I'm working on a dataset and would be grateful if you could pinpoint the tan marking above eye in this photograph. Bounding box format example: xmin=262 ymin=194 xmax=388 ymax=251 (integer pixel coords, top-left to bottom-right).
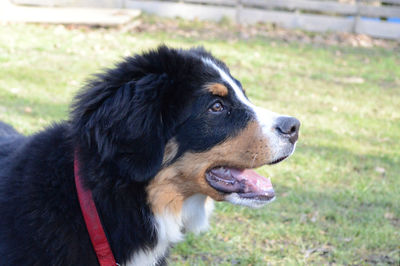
xmin=205 ymin=83 xmax=228 ymax=97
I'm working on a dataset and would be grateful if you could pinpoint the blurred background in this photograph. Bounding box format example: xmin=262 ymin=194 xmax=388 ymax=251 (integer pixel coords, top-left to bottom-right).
xmin=0 ymin=0 xmax=399 ymax=264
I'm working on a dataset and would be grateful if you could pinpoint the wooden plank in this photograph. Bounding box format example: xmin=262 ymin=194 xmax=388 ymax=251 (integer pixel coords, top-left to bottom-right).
xmin=243 ymin=0 xmax=400 ymax=18
xmin=144 ymin=0 xmax=400 ymax=18
xmin=384 ymin=0 xmax=400 ymax=4
xmin=183 ymin=0 xmax=237 ymax=6
xmin=242 ymin=0 xmax=358 ymax=15
xmin=366 ymin=0 xmax=400 ymax=5
xmin=359 ymin=4 xmax=400 ymax=18
xmin=126 ymin=0 xmax=400 ymax=39
xmin=10 ymin=0 xmax=71 ymax=6
xmin=125 ymin=0 xmax=236 ymax=21
xmin=356 ymin=19 xmax=400 ymax=39
xmin=0 ymin=5 xmax=140 ymax=25
xmin=11 ymin=0 xmax=126 ymax=8
xmin=240 ymin=8 xmax=355 ymax=32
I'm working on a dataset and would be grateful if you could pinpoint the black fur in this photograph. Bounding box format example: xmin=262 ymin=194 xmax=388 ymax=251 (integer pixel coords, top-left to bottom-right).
xmin=0 ymin=46 xmax=252 ymax=265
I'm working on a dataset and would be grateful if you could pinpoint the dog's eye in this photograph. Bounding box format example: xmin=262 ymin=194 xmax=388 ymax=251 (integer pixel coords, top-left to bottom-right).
xmin=209 ymin=101 xmax=224 ymax=113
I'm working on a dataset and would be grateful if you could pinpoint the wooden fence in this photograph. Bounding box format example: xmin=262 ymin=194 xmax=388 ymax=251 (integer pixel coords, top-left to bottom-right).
xmin=125 ymin=0 xmax=400 ymax=39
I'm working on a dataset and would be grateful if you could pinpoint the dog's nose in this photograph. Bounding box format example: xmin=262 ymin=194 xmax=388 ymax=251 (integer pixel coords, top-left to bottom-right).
xmin=275 ymin=116 xmax=300 ymax=144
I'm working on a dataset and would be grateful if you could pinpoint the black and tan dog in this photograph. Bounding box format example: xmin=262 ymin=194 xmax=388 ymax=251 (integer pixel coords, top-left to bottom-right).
xmin=0 ymin=46 xmax=300 ymax=265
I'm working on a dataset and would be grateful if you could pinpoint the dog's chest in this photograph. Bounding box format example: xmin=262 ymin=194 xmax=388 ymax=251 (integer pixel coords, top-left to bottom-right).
xmin=125 ymin=194 xmax=214 ymax=266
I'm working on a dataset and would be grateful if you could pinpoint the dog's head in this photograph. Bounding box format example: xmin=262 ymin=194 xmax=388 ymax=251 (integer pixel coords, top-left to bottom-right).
xmin=71 ymin=46 xmax=299 ymax=209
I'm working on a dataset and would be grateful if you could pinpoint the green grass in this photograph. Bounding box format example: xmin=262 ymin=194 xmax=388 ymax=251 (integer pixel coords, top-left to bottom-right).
xmin=1 ymin=19 xmax=399 ymax=265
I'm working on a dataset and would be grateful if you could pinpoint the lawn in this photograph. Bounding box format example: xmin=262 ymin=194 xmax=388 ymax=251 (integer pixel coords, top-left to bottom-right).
xmin=0 ymin=18 xmax=399 ymax=265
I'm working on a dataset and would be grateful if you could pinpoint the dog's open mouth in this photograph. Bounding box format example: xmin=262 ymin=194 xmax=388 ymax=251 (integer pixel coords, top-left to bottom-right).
xmin=205 ymin=167 xmax=275 ymax=202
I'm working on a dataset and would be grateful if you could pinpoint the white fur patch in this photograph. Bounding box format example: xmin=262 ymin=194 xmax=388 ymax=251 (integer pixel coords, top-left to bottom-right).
xmin=125 ymin=194 xmax=214 ymax=266
xmin=182 ymin=194 xmax=214 ymax=234
xmin=202 ymin=57 xmax=294 ymax=161
xmin=202 ymin=58 xmax=277 ymax=129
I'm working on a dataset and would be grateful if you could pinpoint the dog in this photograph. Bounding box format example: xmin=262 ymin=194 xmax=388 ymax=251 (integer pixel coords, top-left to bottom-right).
xmin=0 ymin=46 xmax=300 ymax=265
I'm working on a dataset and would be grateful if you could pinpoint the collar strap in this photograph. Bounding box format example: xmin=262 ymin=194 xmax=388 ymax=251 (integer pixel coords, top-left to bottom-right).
xmin=74 ymin=151 xmax=118 ymax=266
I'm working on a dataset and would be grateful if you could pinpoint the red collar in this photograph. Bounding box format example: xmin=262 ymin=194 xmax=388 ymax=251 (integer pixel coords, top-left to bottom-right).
xmin=74 ymin=151 xmax=118 ymax=266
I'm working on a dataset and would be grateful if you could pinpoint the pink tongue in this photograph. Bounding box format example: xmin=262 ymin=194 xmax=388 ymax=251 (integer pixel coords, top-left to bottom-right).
xmin=230 ymin=168 xmax=273 ymax=193
xmin=206 ymin=167 xmax=274 ymax=196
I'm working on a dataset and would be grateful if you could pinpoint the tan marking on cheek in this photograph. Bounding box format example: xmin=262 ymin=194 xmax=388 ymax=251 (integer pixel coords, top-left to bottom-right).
xmin=205 ymin=83 xmax=228 ymax=97
xmin=147 ymin=168 xmax=184 ymax=215
xmin=147 ymin=121 xmax=271 ymax=213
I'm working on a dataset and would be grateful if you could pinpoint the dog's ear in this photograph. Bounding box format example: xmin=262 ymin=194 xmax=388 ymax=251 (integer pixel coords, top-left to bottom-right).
xmin=71 ymin=72 xmax=173 ymax=183
xmin=116 ymin=73 xmax=172 ymax=182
